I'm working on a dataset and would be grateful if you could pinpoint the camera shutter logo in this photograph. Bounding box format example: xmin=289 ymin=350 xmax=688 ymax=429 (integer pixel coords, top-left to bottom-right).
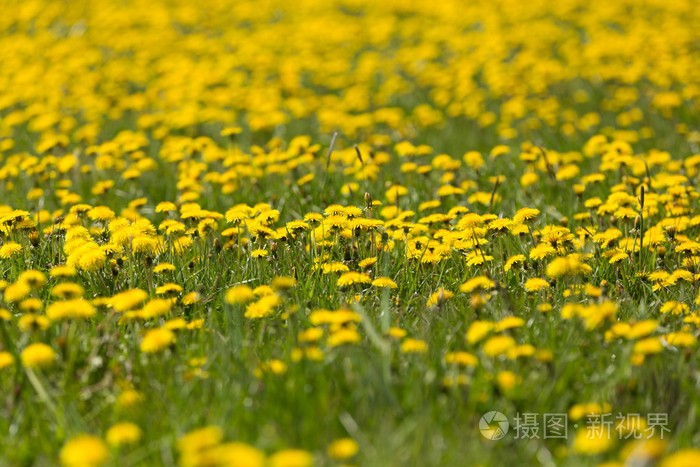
xmin=480 ymin=411 xmax=509 ymax=440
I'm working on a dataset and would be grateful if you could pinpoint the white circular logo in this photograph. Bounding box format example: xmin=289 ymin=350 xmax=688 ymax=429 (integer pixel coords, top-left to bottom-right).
xmin=479 ymin=411 xmax=509 ymax=440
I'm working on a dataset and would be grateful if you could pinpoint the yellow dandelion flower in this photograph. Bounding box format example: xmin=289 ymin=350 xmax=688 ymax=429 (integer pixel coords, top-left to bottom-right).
xmin=141 ymin=298 xmax=173 ymax=319
xmin=297 ymin=173 xmax=314 ymax=186
xmin=116 ymin=389 xmax=143 ymax=408
xmin=155 ymin=283 xmax=183 ymax=295
xmin=0 ymin=351 xmax=14 ymax=370
xmin=89 ymin=206 xmax=115 ymax=222
xmin=328 ymin=328 xmax=361 ymax=346
xmin=546 ymin=254 xmax=592 ymax=277
xmin=163 ymin=318 xmax=186 ymax=330
xmin=387 ymin=327 xmax=407 ymax=339
xmin=181 ymin=291 xmax=201 ymax=305
xmin=46 ymin=299 xmax=96 ymax=321
xmin=466 ymin=321 xmax=494 ymax=344
xmin=140 ymin=328 xmax=176 ymax=353
xmin=60 ymin=435 xmax=109 ymax=467
xmin=322 ymin=262 xmax=350 ymax=274
xmin=50 ymin=265 xmax=77 ymax=278
xmin=0 ymin=241 xmax=22 ymax=259
xmin=268 ymin=449 xmax=313 ymax=467
xmin=608 ymin=251 xmax=628 ymax=264
xmin=504 ymin=254 xmax=526 ymax=271
xmin=244 ymin=294 xmax=280 ymax=319
xmin=633 ymin=337 xmax=663 ymax=355
xmin=251 ymin=249 xmax=269 ymax=258
xmin=494 ymin=316 xmax=525 ymax=332
xmin=444 ymin=351 xmax=478 ymax=366
xmin=271 ymin=276 xmax=297 ymax=290
xmin=529 ymin=243 xmax=556 ymax=260
xmin=358 ymin=257 xmax=378 ymax=268
xmin=507 ymin=345 xmax=536 ymax=359
xmin=18 ymin=314 xmax=50 ymax=332
xmin=660 ymin=449 xmax=700 ymax=467
xmin=19 ymin=298 xmax=42 ymax=312
xmin=51 ymin=283 xmax=85 ymax=299
xmin=155 ymin=201 xmax=178 ymax=213
xmin=154 ymin=263 xmax=176 ymax=273
xmin=20 ymin=343 xmax=56 ymax=368
xmin=337 ymin=272 xmax=371 ymax=287
xmin=496 ymin=370 xmax=520 ymax=392
xmin=78 ymin=248 xmax=107 ymax=272
xmin=111 ymin=289 xmax=148 ymax=312
xmin=524 ymin=278 xmax=550 ymax=292
xmin=298 ymin=328 xmax=324 ymax=342
xmin=400 ymin=338 xmax=427 ymax=353
xmin=131 ymin=235 xmax=158 ymax=254
xmin=172 ymin=236 xmax=193 ymax=254
xmin=18 ymin=270 xmax=47 ymax=288
xmin=482 ymin=335 xmax=516 ymax=357
xmin=4 ymin=281 xmax=31 ymax=303
xmin=513 ymin=208 xmax=540 ymax=224
xmin=177 ymin=426 xmax=224 ymax=455
xmin=625 ymin=320 xmax=658 ymax=339
xmin=255 ymin=359 xmax=287 ymax=377
xmin=106 ymin=422 xmax=142 ymax=447
xmin=226 ymin=285 xmax=255 ymax=304
xmin=572 ymin=427 xmax=614 ymax=455
xmin=660 ymin=301 xmax=688 ymax=315
xmin=327 ymin=438 xmax=359 ymax=460
xmin=665 ymin=332 xmax=696 ymax=347
xmin=427 ymin=288 xmax=453 ymax=306
xmin=209 ymin=443 xmax=266 ymax=467
xmin=371 ymin=277 xmax=397 ymax=288
xmin=459 ymin=276 xmax=494 ymax=293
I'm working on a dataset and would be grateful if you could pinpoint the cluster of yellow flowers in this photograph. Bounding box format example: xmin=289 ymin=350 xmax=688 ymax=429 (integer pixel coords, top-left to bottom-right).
xmin=2 ymin=131 xmax=698 ymax=463
xmin=1 ymin=0 xmax=699 ymax=150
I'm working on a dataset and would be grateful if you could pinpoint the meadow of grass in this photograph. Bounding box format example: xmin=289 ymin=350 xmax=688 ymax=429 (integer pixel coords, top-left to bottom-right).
xmin=0 ymin=0 xmax=700 ymax=466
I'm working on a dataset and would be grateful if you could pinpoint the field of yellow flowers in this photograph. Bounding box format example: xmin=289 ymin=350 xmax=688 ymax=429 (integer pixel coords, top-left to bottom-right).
xmin=1 ymin=0 xmax=700 ymax=465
